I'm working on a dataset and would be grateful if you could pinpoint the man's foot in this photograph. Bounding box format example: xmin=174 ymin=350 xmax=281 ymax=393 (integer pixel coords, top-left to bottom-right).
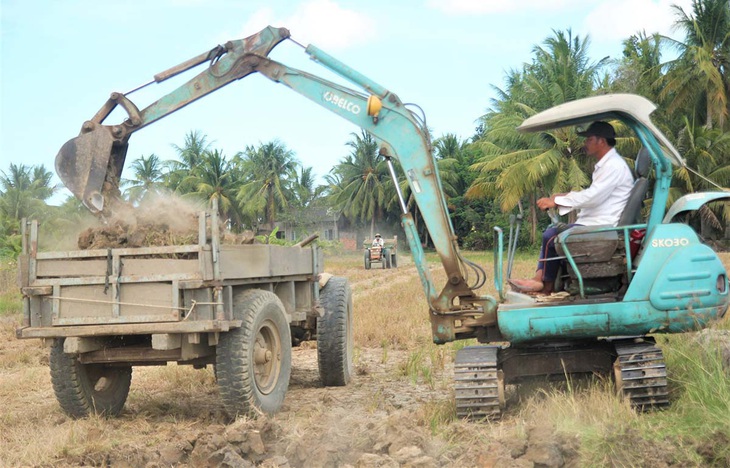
xmin=507 ymin=278 xmax=544 ymax=292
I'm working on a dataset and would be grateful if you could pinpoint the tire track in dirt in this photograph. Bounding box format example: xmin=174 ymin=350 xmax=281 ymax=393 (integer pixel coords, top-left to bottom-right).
xmin=348 ymin=263 xmax=439 ymax=298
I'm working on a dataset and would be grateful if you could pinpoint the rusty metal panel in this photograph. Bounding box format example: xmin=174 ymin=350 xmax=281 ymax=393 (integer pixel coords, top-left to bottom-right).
xmin=36 ymin=259 xmax=107 ymax=277
xmin=119 ymin=283 xmax=176 ymax=318
xmin=122 ymin=258 xmax=201 ymax=277
xmin=274 ymin=281 xmax=295 ymax=315
xmin=53 ymin=283 xmax=178 ymax=325
xmin=218 ymin=245 xmax=317 ymax=279
xmin=36 ymin=244 xmax=200 ymax=259
xmin=56 ymin=285 xmax=113 ymax=322
xmin=17 ymin=319 xmax=240 ymax=339
xmin=31 ymin=271 xmax=203 ymax=287
xmin=18 ymin=255 xmax=29 ymax=288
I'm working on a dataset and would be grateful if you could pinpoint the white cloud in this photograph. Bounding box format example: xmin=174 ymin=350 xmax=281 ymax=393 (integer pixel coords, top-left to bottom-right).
xmin=240 ymin=0 xmax=377 ymax=50
xmin=584 ymin=0 xmax=694 ymax=43
xmin=426 ymin=0 xmax=582 ymax=15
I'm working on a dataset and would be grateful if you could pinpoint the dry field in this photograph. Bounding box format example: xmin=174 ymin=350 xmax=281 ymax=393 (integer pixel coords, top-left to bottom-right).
xmin=1 ymin=251 xmax=729 ymax=467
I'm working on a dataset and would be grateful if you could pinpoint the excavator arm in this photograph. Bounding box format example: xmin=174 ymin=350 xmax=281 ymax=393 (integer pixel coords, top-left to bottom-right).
xmin=55 ymin=26 xmax=498 ymax=342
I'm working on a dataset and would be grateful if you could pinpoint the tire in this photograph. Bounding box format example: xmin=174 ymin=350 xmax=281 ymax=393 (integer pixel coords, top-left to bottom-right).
xmin=317 ymin=276 xmax=354 ymax=386
xmin=383 ymin=249 xmax=391 ymax=269
xmin=391 ymin=252 xmax=398 ymax=268
xmin=49 ymin=338 xmax=132 ymax=418
xmin=216 ymin=289 xmax=292 ymax=417
xmin=364 ymin=249 xmax=371 ymax=269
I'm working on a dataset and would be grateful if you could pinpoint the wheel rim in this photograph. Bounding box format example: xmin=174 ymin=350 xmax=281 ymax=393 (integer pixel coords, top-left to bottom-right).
xmin=85 ymin=365 xmax=123 ymax=395
xmin=253 ymin=319 xmax=282 ymax=394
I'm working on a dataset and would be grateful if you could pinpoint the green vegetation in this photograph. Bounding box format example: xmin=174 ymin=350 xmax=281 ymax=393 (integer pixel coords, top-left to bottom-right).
xmin=1 ymin=0 xmax=729 ymax=254
xmin=0 ymin=260 xmax=20 ymax=317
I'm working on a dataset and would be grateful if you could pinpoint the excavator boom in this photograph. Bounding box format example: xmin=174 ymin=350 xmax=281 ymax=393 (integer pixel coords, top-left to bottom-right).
xmin=54 ymin=26 xmax=496 ymax=333
xmin=56 ymin=26 xmax=290 ymax=213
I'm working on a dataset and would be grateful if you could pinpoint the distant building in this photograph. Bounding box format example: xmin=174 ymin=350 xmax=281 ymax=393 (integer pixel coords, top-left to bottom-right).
xmin=274 ymin=207 xmax=358 ymax=250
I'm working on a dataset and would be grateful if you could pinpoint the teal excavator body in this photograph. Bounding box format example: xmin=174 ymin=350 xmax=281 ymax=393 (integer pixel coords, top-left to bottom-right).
xmin=55 ymin=27 xmax=729 ymax=417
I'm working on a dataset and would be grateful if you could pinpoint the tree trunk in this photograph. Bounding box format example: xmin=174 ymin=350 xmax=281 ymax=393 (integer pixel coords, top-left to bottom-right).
xmin=530 ymin=193 xmax=537 ymax=244
xmin=370 ymin=217 xmax=375 ymax=239
xmin=266 ymin=188 xmax=276 ymax=232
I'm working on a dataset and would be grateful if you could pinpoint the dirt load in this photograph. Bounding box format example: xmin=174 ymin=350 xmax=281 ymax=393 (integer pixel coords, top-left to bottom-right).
xmin=76 ymin=194 xmax=253 ymax=249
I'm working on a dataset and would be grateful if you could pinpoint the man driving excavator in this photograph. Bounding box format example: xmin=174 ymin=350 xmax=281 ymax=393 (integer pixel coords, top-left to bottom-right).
xmin=508 ymin=121 xmax=634 ymax=295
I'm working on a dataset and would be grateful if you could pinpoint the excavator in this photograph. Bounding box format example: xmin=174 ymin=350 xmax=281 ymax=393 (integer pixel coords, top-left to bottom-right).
xmin=56 ymin=26 xmax=730 ymax=418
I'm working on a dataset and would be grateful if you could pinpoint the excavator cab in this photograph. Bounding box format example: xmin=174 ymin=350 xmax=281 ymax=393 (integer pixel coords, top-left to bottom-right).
xmin=497 ymin=95 xmax=730 ymax=302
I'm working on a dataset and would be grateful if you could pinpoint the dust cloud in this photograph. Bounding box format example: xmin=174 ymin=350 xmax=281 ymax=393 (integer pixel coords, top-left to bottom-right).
xmin=77 ymin=193 xmax=204 ymax=250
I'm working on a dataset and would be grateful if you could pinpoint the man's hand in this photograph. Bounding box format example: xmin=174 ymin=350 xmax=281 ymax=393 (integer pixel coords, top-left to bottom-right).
xmin=537 ymin=196 xmax=556 ymax=211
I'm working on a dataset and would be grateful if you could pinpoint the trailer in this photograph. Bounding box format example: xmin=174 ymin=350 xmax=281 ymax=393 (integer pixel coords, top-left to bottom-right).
xmin=16 ymin=208 xmax=353 ymax=418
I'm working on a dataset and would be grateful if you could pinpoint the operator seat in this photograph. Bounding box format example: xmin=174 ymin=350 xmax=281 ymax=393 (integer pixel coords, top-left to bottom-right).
xmin=554 ymin=147 xmax=652 ymax=292
xmin=617 ymin=147 xmax=651 ymax=226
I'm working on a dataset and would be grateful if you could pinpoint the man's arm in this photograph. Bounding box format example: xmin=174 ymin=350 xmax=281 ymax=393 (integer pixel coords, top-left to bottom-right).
xmin=553 ymin=160 xmax=629 ymax=211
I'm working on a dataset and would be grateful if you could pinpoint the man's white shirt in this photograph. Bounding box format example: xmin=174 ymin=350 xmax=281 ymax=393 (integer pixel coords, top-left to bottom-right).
xmin=553 ymin=148 xmax=634 ymax=226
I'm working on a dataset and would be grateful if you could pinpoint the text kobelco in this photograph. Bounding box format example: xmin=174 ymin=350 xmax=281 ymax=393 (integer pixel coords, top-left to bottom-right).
xmin=651 ymin=238 xmax=690 ymax=247
xmin=323 ymin=92 xmax=361 ymax=114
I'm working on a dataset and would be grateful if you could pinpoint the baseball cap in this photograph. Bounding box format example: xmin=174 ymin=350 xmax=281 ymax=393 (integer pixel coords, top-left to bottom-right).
xmin=577 ymin=121 xmax=616 ymax=140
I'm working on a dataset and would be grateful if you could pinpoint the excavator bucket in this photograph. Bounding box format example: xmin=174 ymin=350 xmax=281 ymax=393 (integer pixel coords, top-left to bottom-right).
xmin=55 ymin=125 xmax=126 ymax=213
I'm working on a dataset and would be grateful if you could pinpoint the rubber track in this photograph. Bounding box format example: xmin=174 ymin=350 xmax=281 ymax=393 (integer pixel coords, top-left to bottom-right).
xmin=615 ymin=341 xmax=669 ymax=410
xmin=454 ymin=346 xmax=502 ymax=419
xmin=318 ymin=276 xmax=352 ymax=386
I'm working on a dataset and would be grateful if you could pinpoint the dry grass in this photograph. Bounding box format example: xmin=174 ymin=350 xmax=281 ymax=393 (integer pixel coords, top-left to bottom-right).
xmin=1 ymin=248 xmax=729 ymax=466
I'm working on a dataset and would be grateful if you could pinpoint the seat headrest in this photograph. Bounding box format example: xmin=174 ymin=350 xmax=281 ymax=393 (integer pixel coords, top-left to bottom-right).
xmin=635 ymin=147 xmax=651 ymax=178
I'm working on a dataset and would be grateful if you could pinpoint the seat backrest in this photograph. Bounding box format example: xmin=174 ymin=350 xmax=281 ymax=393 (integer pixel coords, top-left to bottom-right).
xmin=617 ymin=147 xmax=651 ymax=226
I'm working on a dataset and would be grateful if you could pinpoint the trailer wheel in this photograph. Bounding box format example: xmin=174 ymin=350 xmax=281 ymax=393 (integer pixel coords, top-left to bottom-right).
xmin=364 ymin=250 xmax=371 ymax=269
xmin=216 ymin=289 xmax=291 ymax=417
xmin=49 ymin=338 xmax=132 ymax=418
xmin=317 ymin=276 xmax=353 ymax=386
xmin=383 ymin=249 xmax=391 ymax=268
xmin=391 ymin=252 xmax=397 ymax=268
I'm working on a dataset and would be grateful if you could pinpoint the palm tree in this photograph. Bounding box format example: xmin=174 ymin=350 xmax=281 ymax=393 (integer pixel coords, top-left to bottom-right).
xmin=669 ymin=116 xmax=730 ymax=235
xmin=166 ymin=130 xmax=213 ymax=192
xmin=661 ymin=0 xmax=730 ymax=129
xmin=469 ymin=30 xmax=607 ymax=242
xmin=291 ymin=166 xmax=324 ymax=210
xmin=0 ymin=163 xmax=57 ymax=223
xmin=182 ymin=149 xmax=243 ymax=228
xmin=122 ymin=154 xmax=165 ymax=204
xmin=328 ymin=131 xmax=388 ymax=238
xmin=522 ymin=29 xmax=609 ymax=109
xmin=0 ymin=163 xmax=57 ymax=256
xmin=236 ymin=140 xmax=298 ymax=232
xmin=612 ymin=31 xmax=664 ymax=101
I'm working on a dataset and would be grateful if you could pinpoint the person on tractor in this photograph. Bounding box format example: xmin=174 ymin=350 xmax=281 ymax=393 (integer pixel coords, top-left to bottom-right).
xmin=372 ymin=233 xmax=384 ymax=249
xmin=508 ymin=121 xmax=634 ymax=295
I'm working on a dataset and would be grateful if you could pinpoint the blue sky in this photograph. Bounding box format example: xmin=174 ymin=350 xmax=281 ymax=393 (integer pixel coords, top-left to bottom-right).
xmin=1 ymin=0 xmax=691 ymax=204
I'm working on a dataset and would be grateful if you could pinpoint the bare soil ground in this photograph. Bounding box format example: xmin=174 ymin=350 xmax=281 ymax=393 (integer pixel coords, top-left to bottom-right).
xmin=2 ymin=252 xmax=729 ymax=467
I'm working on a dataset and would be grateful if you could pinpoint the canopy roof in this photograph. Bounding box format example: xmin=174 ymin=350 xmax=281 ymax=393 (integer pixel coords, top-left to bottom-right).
xmin=517 ymin=94 xmax=685 ymax=166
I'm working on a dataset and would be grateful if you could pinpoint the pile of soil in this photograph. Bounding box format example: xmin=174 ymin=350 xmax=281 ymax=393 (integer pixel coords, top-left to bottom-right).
xmin=77 ymin=197 xmax=201 ymax=249
xmin=76 ymin=194 xmax=254 ymax=250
